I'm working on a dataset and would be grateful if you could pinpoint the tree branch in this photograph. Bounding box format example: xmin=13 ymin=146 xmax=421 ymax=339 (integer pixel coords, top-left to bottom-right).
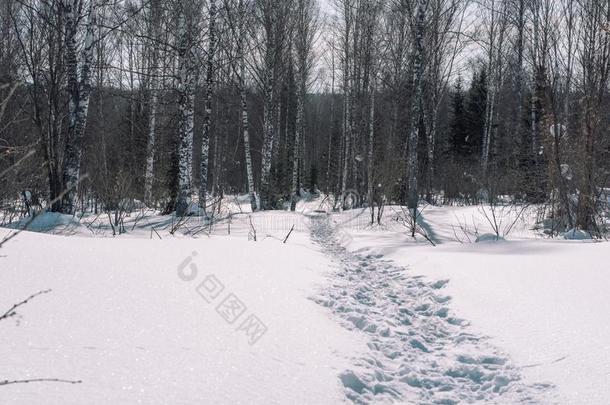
xmin=0 ymin=289 xmax=52 ymax=323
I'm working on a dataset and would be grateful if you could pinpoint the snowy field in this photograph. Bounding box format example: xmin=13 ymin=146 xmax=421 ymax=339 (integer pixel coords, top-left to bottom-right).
xmin=333 ymin=205 xmax=610 ymax=404
xmin=1 ymin=198 xmax=609 ymax=404
xmin=0 ymin=224 xmax=364 ymax=404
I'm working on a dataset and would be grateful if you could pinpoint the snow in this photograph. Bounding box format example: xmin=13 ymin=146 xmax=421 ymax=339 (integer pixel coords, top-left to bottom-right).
xmin=0 ymin=226 xmax=364 ymax=404
xmin=563 ymin=228 xmax=592 ymax=240
xmin=475 ymin=233 xmax=505 ymax=243
xmin=5 ymin=212 xmax=83 ymax=233
xmin=310 ymin=217 xmax=551 ymax=403
xmin=334 ymin=204 xmax=610 ymax=404
xmin=2 ymin=200 xmax=610 ymax=404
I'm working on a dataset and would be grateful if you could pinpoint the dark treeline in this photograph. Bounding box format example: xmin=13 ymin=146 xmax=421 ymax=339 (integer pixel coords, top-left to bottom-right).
xmin=0 ymin=0 xmax=609 ymax=236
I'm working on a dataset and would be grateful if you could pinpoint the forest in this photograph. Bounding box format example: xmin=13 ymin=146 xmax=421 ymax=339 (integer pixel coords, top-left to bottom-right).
xmin=0 ymin=0 xmax=609 ymax=235
xmin=3 ymin=1 xmax=610 ymax=403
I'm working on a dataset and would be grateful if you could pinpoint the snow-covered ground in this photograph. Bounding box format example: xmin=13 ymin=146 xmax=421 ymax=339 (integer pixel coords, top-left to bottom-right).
xmin=0 ymin=222 xmax=365 ymax=404
xmin=334 ymin=205 xmax=610 ymax=404
xmin=1 ymin=200 xmax=609 ymax=404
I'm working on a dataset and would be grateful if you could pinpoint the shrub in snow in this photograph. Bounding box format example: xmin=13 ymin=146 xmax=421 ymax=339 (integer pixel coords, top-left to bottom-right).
xmin=6 ymin=212 xmax=82 ymax=233
xmin=476 ymin=188 xmax=489 ymax=202
xmin=475 ymin=233 xmax=505 ymax=243
xmin=186 ymin=202 xmax=205 ymax=216
xmin=563 ymin=228 xmax=592 ymax=240
xmin=538 ymin=216 xmax=568 ymax=236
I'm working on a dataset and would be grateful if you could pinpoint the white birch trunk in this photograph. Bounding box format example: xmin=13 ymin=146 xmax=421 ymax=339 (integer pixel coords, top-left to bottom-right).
xmin=406 ymin=0 xmax=425 ymax=214
xmin=199 ymin=0 xmax=217 ymax=215
xmin=531 ymin=0 xmax=540 ymax=159
xmin=340 ymin=0 xmax=352 ymax=209
xmin=260 ymin=72 xmax=275 ymax=210
xmin=326 ymin=50 xmax=336 ymax=192
xmin=175 ymin=11 xmax=195 ymax=216
xmin=259 ymin=7 xmax=276 ymax=210
xmin=481 ymin=0 xmax=506 ymax=179
xmin=238 ymin=0 xmax=256 ymax=212
xmin=61 ymin=0 xmax=96 ymax=214
xmin=291 ymin=60 xmax=306 ymax=211
xmin=481 ymin=82 xmax=495 ymax=174
xmin=340 ymin=60 xmax=351 ymax=208
xmin=144 ymin=90 xmax=158 ymax=205
xmin=144 ymin=0 xmax=161 ymax=206
xmin=367 ymin=74 xmax=375 ymax=210
xmin=480 ymin=0 xmax=496 ymax=176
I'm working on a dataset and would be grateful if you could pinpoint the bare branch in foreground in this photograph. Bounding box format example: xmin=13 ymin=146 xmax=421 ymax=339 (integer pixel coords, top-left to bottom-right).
xmin=0 ymin=289 xmax=52 ymax=323
xmin=0 ymin=378 xmax=82 ymax=386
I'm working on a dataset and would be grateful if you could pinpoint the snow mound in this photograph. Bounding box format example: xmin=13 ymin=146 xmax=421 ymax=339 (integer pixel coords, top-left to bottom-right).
xmin=186 ymin=202 xmax=206 ymax=216
xmin=5 ymin=212 xmax=82 ymax=233
xmin=303 ymin=209 xmax=329 ymax=218
xmin=563 ymin=228 xmax=592 ymax=240
xmin=475 ymin=233 xmax=505 ymax=243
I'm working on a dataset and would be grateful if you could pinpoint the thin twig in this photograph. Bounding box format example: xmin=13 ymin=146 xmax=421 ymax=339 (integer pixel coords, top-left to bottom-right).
xmin=0 ymin=378 xmax=81 ymax=386
xmin=283 ymin=225 xmax=295 ymax=243
xmin=0 ymin=289 xmax=52 ymax=322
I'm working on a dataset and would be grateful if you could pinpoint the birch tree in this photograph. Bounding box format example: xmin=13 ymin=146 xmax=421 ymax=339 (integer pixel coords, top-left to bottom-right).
xmin=479 ymin=0 xmax=509 ymax=182
xmin=199 ymin=0 xmax=217 ymax=215
xmin=290 ymin=0 xmax=318 ymax=211
xmin=367 ymin=66 xmax=377 ymax=222
xmin=61 ymin=0 xmax=97 ymax=214
xmin=336 ymin=0 xmax=354 ymax=208
xmin=144 ymin=0 xmax=163 ymax=206
xmin=256 ymin=0 xmax=291 ymax=210
xmin=237 ymin=0 xmax=257 ymax=211
xmin=405 ymin=0 xmax=426 ymax=218
xmin=175 ymin=3 xmax=197 ymax=216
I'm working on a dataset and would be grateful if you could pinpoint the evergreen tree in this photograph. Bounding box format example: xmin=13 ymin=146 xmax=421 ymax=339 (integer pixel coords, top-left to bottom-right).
xmin=465 ymin=68 xmax=487 ymax=157
xmin=309 ymin=164 xmax=318 ymax=193
xmin=449 ymin=76 xmax=469 ymax=157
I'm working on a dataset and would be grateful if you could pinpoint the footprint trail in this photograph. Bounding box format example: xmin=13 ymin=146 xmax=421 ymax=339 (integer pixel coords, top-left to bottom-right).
xmin=309 ymin=215 xmax=553 ymax=404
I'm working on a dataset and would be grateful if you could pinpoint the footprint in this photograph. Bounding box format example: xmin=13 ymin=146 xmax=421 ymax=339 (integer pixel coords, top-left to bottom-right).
xmin=430 ymin=279 xmax=449 ymax=289
xmin=339 ymin=370 xmax=368 ymax=394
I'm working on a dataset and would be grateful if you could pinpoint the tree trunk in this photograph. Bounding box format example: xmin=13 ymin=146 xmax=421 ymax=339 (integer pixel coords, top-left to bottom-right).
xmin=259 ymin=63 xmax=275 ymax=210
xmin=144 ymin=89 xmax=158 ymax=205
xmin=199 ymin=0 xmax=217 ymax=215
xmin=60 ymin=0 xmax=96 ymax=214
xmin=239 ymin=0 xmax=256 ymax=212
xmin=291 ymin=55 xmax=306 ymax=211
xmin=406 ymin=0 xmax=425 ymax=218
xmin=367 ymin=74 xmax=375 ymax=222
xmin=259 ymin=4 xmax=277 ymax=211
xmin=144 ymin=0 xmax=161 ymax=206
xmin=175 ymin=11 xmax=195 ymax=216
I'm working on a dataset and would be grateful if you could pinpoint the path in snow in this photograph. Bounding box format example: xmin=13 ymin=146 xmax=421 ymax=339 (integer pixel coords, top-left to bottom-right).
xmin=308 ymin=215 xmax=552 ymax=404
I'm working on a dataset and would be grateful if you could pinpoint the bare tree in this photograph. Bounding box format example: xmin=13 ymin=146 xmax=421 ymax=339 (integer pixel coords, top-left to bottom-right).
xmin=290 ymin=0 xmax=318 ymax=210
xmin=405 ymin=0 xmax=426 ymax=225
xmin=175 ymin=1 xmax=198 ymax=216
xmin=199 ymin=0 xmax=218 ymax=215
xmin=479 ymin=0 xmax=509 ymax=182
xmin=144 ymin=0 xmax=163 ymax=206
xmin=61 ymin=0 xmax=98 ymax=214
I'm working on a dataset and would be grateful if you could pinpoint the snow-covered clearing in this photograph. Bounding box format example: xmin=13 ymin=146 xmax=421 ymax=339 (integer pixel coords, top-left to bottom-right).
xmin=1 ymin=200 xmax=609 ymax=404
xmin=334 ymin=205 xmax=610 ymax=404
xmin=0 ymin=220 xmax=364 ymax=404
xmin=310 ymin=215 xmax=551 ymax=404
